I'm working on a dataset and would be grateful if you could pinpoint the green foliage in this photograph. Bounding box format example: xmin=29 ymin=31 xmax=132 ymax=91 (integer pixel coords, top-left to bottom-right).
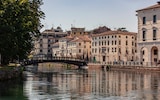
xmin=0 ymin=0 xmax=44 ymax=65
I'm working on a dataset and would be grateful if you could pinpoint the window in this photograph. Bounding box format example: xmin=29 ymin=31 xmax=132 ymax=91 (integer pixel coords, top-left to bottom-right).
xmin=95 ymin=48 xmax=97 ymax=53
xmin=79 ymin=43 xmax=81 ymax=46
xmin=154 ymin=49 xmax=158 ymax=55
xmin=119 ymin=41 xmax=121 ymax=45
xmin=102 ymin=47 xmax=106 ymax=53
xmin=108 ymin=41 xmax=109 ymax=45
xmin=40 ymin=39 xmax=42 ymax=42
xmin=153 ymin=29 xmax=157 ymax=40
xmin=115 ymin=41 xmax=117 ymax=45
xmin=126 ymin=49 xmax=128 ymax=54
xmin=153 ymin=15 xmax=157 ymax=23
xmin=119 ymin=48 xmax=121 ymax=54
xmin=99 ymin=41 xmax=101 ymax=46
xmin=92 ymin=49 xmax=94 ymax=53
xmin=142 ymin=50 xmax=145 ymax=55
xmin=132 ymin=49 xmax=134 ymax=54
xmin=143 ymin=30 xmax=146 ymax=41
xmin=103 ymin=56 xmax=106 ymax=62
xmin=112 ymin=41 xmax=113 ymax=45
xmin=119 ymin=56 xmax=121 ymax=61
xmin=95 ymin=42 xmax=97 ymax=46
xmin=40 ymin=49 xmax=43 ymax=52
xmin=48 ymin=39 xmax=50 ymax=42
xmin=99 ymin=48 xmax=101 ymax=53
xmin=143 ymin=17 xmax=146 ymax=25
xmin=79 ymin=49 xmax=81 ymax=53
xmin=126 ymin=41 xmax=128 ymax=45
xmin=132 ymin=41 xmax=134 ymax=46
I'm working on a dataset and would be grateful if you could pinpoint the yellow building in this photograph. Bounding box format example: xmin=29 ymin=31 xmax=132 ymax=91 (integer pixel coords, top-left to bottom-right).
xmin=68 ymin=35 xmax=91 ymax=60
xmin=70 ymin=27 xmax=90 ymax=37
xmin=91 ymin=31 xmax=137 ymax=64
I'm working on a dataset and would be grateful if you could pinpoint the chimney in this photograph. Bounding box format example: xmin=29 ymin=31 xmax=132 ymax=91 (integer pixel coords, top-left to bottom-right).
xmin=157 ymin=1 xmax=160 ymax=4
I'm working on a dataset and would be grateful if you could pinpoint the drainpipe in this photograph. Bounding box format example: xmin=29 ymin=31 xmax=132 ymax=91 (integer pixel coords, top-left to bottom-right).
xmin=0 ymin=54 xmax=1 ymax=65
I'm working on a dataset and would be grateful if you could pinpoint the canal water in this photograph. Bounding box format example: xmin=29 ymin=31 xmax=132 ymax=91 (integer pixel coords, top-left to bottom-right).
xmin=0 ymin=65 xmax=160 ymax=100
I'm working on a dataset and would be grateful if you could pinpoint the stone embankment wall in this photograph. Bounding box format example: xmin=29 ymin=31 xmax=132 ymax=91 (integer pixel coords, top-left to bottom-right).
xmin=0 ymin=67 xmax=23 ymax=81
xmin=88 ymin=63 xmax=160 ymax=72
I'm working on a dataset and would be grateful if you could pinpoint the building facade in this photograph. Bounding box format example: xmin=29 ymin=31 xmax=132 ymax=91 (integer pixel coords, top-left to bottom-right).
xmin=52 ymin=35 xmax=91 ymax=60
xmin=136 ymin=2 xmax=160 ymax=66
xmin=91 ymin=31 xmax=137 ymax=64
xmin=33 ymin=27 xmax=68 ymax=58
xmin=70 ymin=27 xmax=90 ymax=37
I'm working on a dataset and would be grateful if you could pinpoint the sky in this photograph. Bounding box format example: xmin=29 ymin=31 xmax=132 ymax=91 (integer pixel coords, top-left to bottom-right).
xmin=40 ymin=0 xmax=159 ymax=32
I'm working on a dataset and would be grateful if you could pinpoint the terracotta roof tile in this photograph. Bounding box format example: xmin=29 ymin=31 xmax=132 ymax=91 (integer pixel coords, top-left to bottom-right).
xmin=136 ymin=3 xmax=160 ymax=12
xmin=91 ymin=31 xmax=137 ymax=37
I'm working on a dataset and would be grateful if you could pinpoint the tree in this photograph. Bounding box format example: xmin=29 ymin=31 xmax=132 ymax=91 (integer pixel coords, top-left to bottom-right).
xmin=117 ymin=27 xmax=128 ymax=32
xmin=0 ymin=0 xmax=44 ymax=65
xmin=92 ymin=26 xmax=111 ymax=34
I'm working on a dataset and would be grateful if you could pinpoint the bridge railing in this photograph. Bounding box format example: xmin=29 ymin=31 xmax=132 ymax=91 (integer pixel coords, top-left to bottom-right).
xmin=32 ymin=56 xmax=87 ymax=62
xmin=23 ymin=56 xmax=88 ymax=66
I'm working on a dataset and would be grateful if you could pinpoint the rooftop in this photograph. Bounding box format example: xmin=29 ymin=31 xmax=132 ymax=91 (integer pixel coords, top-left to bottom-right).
xmin=136 ymin=2 xmax=160 ymax=12
xmin=91 ymin=31 xmax=137 ymax=37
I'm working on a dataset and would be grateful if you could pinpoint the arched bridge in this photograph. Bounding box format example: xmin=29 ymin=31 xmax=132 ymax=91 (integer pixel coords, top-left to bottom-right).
xmin=23 ymin=57 xmax=88 ymax=67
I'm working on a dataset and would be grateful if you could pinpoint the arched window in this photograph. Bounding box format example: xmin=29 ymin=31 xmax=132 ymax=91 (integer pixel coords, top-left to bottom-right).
xmin=153 ymin=27 xmax=157 ymax=40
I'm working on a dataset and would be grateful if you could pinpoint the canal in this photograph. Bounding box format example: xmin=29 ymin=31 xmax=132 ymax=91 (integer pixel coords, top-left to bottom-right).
xmin=0 ymin=64 xmax=160 ymax=100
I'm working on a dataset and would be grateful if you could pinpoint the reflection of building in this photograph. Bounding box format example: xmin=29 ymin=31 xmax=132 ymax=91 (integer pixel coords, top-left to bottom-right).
xmin=33 ymin=27 xmax=67 ymax=58
xmin=24 ymin=69 xmax=160 ymax=100
xmin=91 ymin=31 xmax=137 ymax=64
xmin=136 ymin=2 xmax=160 ymax=66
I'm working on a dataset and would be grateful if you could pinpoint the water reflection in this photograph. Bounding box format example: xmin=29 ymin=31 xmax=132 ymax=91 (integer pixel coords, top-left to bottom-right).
xmin=0 ymin=79 xmax=27 ymax=100
xmin=22 ymin=68 xmax=160 ymax=100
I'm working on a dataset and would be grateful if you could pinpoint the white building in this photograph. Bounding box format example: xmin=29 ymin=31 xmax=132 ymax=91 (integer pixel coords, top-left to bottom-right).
xmin=33 ymin=27 xmax=67 ymax=58
xmin=136 ymin=2 xmax=160 ymax=66
xmin=58 ymin=36 xmax=74 ymax=57
xmin=52 ymin=42 xmax=59 ymax=57
xmin=52 ymin=35 xmax=91 ymax=60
